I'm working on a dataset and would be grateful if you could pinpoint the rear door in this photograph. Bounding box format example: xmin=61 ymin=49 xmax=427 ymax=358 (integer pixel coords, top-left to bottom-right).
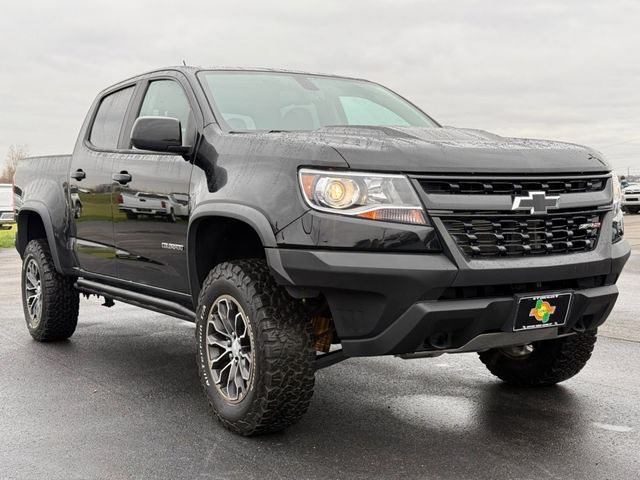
xmin=69 ymin=85 xmax=136 ymax=277
xmin=112 ymin=73 xmax=198 ymax=293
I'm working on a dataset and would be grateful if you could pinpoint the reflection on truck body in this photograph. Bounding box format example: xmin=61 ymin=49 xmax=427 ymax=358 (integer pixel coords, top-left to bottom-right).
xmin=117 ymin=191 xmax=175 ymax=221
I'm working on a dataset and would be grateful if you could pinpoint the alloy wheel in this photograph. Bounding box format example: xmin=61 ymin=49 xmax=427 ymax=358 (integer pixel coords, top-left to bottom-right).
xmin=205 ymin=295 xmax=254 ymax=403
xmin=24 ymin=258 xmax=43 ymax=328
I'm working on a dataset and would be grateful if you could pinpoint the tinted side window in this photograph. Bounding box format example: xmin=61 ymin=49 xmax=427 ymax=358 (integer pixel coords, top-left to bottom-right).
xmin=89 ymin=86 xmax=135 ymax=149
xmin=138 ymin=80 xmax=194 ymax=146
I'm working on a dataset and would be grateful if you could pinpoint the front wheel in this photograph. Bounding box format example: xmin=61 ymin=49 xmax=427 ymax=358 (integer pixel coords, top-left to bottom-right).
xmin=21 ymin=239 xmax=79 ymax=341
xmin=478 ymin=331 xmax=597 ymax=386
xmin=196 ymin=259 xmax=315 ymax=435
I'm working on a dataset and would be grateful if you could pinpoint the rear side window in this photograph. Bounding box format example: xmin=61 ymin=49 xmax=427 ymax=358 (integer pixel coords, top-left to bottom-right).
xmin=89 ymin=86 xmax=134 ymax=149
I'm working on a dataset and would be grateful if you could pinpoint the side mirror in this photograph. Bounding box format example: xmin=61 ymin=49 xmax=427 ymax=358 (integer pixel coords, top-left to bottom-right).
xmin=130 ymin=116 xmax=190 ymax=153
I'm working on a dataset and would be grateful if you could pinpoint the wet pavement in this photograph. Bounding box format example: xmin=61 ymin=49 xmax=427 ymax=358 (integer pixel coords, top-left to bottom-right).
xmin=0 ymin=217 xmax=639 ymax=479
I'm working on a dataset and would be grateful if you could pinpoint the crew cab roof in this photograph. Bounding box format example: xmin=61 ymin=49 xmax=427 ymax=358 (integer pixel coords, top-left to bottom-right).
xmin=98 ymin=66 xmax=367 ymax=95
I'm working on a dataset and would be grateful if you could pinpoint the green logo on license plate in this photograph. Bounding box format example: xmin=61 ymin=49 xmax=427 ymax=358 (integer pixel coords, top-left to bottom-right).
xmin=529 ymin=299 xmax=556 ymax=323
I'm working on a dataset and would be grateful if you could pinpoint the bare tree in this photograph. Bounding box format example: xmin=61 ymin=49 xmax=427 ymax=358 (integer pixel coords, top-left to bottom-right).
xmin=1 ymin=145 xmax=29 ymax=183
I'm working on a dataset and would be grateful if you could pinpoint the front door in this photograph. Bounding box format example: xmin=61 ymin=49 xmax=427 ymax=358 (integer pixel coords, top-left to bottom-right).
xmin=112 ymin=77 xmax=197 ymax=293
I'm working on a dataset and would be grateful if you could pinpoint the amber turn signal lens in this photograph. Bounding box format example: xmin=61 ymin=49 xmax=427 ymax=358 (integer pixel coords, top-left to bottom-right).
xmin=357 ymin=208 xmax=426 ymax=225
xmin=300 ymin=173 xmax=316 ymax=200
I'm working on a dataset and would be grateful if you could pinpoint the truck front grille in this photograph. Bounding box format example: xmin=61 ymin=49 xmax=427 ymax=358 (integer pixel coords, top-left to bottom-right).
xmin=441 ymin=210 xmax=602 ymax=257
xmin=419 ymin=176 xmax=608 ymax=196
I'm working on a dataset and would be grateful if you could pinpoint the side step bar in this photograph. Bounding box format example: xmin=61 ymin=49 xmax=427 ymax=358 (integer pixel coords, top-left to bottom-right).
xmin=75 ymin=278 xmax=196 ymax=322
xmin=315 ymin=349 xmax=347 ymax=370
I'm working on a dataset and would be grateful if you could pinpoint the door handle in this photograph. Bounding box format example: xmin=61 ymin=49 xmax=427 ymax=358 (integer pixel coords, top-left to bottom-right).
xmin=70 ymin=169 xmax=86 ymax=181
xmin=112 ymin=171 xmax=132 ymax=185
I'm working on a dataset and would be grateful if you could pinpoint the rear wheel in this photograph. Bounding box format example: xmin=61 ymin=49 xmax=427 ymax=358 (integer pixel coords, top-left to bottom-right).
xmin=196 ymin=259 xmax=315 ymax=435
xmin=478 ymin=331 xmax=597 ymax=386
xmin=21 ymin=239 xmax=79 ymax=341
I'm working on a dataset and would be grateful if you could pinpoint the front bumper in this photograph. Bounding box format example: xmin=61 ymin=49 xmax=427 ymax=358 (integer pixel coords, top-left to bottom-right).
xmin=340 ymin=284 xmax=618 ymax=356
xmin=267 ymin=233 xmax=630 ymax=357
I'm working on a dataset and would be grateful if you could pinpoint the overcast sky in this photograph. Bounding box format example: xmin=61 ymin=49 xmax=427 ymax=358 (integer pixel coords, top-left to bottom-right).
xmin=1 ymin=0 xmax=639 ymax=174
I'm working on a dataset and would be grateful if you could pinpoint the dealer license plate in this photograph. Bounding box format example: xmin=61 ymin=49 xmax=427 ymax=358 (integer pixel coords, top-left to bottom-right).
xmin=513 ymin=292 xmax=572 ymax=331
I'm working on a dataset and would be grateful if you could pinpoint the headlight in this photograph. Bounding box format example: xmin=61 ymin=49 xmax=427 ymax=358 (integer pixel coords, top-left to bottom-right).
xmin=612 ymin=175 xmax=624 ymax=243
xmin=299 ymin=169 xmax=427 ymax=225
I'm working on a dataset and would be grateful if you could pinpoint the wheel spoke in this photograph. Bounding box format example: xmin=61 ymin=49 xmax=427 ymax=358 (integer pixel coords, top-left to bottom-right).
xmin=27 ymin=294 xmax=37 ymax=307
xmin=26 ymin=271 xmax=38 ymax=290
xmin=234 ymin=312 xmax=242 ymax=336
xmin=211 ymin=350 xmax=231 ymax=364
xmin=35 ymin=297 xmax=42 ymax=320
xmin=234 ymin=367 xmax=245 ymax=395
xmin=217 ymin=299 xmax=234 ymax=335
xmin=212 ymin=360 xmax=231 ymax=383
xmin=239 ymin=357 xmax=251 ymax=380
xmin=217 ymin=298 xmax=229 ymax=320
xmin=209 ymin=341 xmax=232 ymax=363
xmin=227 ymin=362 xmax=238 ymax=400
xmin=27 ymin=296 xmax=37 ymax=317
xmin=209 ymin=318 xmax=232 ymax=339
xmin=207 ymin=335 xmax=229 ymax=349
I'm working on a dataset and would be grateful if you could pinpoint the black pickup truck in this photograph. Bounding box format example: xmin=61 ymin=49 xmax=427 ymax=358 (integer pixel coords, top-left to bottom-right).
xmin=14 ymin=67 xmax=630 ymax=435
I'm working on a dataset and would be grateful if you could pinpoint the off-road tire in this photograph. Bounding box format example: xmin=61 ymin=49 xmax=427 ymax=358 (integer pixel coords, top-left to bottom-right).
xmin=21 ymin=239 xmax=79 ymax=342
xmin=478 ymin=331 xmax=597 ymax=387
xmin=196 ymin=259 xmax=315 ymax=436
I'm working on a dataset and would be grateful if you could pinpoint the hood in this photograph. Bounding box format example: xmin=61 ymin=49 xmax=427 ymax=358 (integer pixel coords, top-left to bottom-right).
xmin=275 ymin=126 xmax=610 ymax=174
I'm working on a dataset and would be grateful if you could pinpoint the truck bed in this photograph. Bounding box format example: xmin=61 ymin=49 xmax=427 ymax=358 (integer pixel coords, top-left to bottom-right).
xmin=13 ymin=155 xmax=73 ymax=261
xmin=14 ymin=155 xmax=72 ymax=213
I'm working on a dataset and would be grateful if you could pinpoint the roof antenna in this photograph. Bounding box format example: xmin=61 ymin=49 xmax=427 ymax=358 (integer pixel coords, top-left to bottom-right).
xmin=182 ymin=60 xmax=187 ymax=66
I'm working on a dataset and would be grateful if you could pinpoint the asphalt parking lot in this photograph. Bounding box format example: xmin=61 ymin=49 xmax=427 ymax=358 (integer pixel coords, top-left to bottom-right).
xmin=1 ymin=218 xmax=639 ymax=479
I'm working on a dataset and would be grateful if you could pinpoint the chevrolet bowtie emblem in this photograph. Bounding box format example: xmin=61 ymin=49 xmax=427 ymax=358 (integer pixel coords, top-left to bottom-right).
xmin=511 ymin=191 xmax=560 ymax=214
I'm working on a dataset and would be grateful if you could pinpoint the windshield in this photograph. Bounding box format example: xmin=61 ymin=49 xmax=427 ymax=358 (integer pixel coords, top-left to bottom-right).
xmin=198 ymin=71 xmax=438 ymax=132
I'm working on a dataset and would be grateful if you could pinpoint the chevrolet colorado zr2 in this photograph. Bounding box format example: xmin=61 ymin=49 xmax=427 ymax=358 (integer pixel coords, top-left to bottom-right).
xmin=13 ymin=67 xmax=630 ymax=435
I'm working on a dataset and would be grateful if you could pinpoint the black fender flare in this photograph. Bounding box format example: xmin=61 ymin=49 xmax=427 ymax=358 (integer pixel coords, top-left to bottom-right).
xmin=16 ymin=203 xmax=64 ymax=273
xmin=187 ymin=202 xmax=278 ymax=303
